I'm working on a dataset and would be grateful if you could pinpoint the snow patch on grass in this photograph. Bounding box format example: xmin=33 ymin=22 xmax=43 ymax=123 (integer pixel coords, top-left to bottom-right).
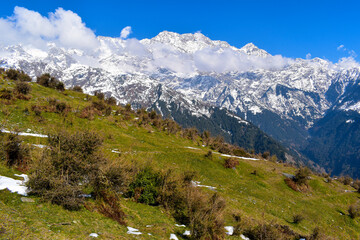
xmin=0 ymin=174 xmax=29 ymax=196
xmin=185 ymin=146 xmax=200 ymax=150
xmin=127 ymin=227 xmax=142 ymax=235
xmin=170 ymin=233 xmax=179 ymax=240
xmin=191 ymin=181 xmax=216 ymax=190
xmin=89 ymin=233 xmax=99 ymax=238
xmin=1 ymin=129 xmax=47 ymax=138
xmin=225 ymin=226 xmax=234 ymax=235
xmin=220 ymin=153 xmax=259 ymax=161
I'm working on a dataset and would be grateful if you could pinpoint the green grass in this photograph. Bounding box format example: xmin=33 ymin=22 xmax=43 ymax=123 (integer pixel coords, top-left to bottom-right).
xmin=0 ymin=75 xmax=360 ymax=239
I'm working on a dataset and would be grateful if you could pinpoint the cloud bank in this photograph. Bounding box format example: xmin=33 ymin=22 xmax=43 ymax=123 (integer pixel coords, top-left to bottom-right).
xmin=0 ymin=7 xmax=98 ymax=50
xmin=0 ymin=7 xmax=359 ymax=75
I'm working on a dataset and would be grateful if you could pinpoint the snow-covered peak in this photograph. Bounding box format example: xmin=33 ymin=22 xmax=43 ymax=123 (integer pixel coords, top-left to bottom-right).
xmin=142 ymin=31 xmax=232 ymax=53
xmin=239 ymin=43 xmax=269 ymax=57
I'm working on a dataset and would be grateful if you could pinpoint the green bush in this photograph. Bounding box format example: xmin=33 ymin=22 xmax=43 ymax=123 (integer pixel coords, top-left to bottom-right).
xmin=36 ymin=73 xmax=65 ymax=91
xmin=94 ymin=90 xmax=105 ymax=100
xmin=262 ymin=151 xmax=270 ymax=159
xmin=339 ymin=175 xmax=353 ymax=185
xmin=293 ymin=214 xmax=305 ymax=224
xmin=71 ymin=85 xmax=83 ymax=92
xmin=105 ymin=96 xmax=117 ymax=105
xmin=28 ymin=130 xmax=106 ymax=210
xmin=187 ymin=192 xmax=225 ymax=240
xmin=18 ymin=72 xmax=32 ymax=82
xmin=224 ymin=158 xmax=239 ymax=169
xmin=5 ymin=69 xmax=20 ymax=80
xmin=15 ymin=81 xmax=31 ymax=95
xmin=0 ymin=89 xmax=13 ymax=100
xmin=294 ymin=167 xmax=311 ymax=185
xmin=55 ymin=82 xmax=65 ymax=91
xmin=244 ymin=223 xmax=282 ymax=240
xmin=233 ymin=147 xmax=251 ymax=157
xmin=127 ymin=167 xmax=161 ymax=205
xmin=348 ymin=203 xmax=360 ymax=219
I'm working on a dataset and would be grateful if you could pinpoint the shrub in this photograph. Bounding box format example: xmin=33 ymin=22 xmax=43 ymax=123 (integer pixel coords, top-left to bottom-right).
xmin=187 ymin=191 xmax=225 ymax=240
xmin=5 ymin=69 xmax=19 ymax=80
xmin=244 ymin=223 xmax=282 ymax=240
xmin=125 ymin=103 xmax=132 ymax=112
xmin=3 ymin=133 xmax=29 ymax=168
xmin=127 ymin=167 xmax=161 ymax=205
xmin=158 ymin=169 xmax=190 ymax=224
xmin=94 ymin=90 xmax=105 ymax=100
xmin=55 ymin=102 xmax=68 ymax=113
xmin=183 ymin=128 xmax=198 ymax=141
xmin=262 ymin=151 xmax=270 ymax=159
xmin=352 ymin=179 xmax=360 ymax=190
xmin=294 ymin=167 xmax=311 ymax=185
xmin=27 ymin=130 xmax=105 ymax=210
xmin=79 ymin=105 xmax=102 ymax=120
xmin=104 ymin=106 xmax=112 ymax=116
xmin=15 ymin=93 xmax=31 ymax=101
xmin=31 ymin=104 xmax=43 ymax=116
xmin=18 ymin=72 xmax=32 ymax=82
xmin=148 ymin=109 xmax=158 ymax=119
xmin=36 ymin=73 xmax=52 ymax=87
xmin=37 ymin=73 xmax=65 ymax=91
xmin=233 ymin=147 xmax=251 ymax=157
xmin=0 ymin=89 xmax=13 ymax=100
xmin=269 ymin=155 xmax=278 ymax=163
xmin=348 ymin=203 xmax=360 ymax=219
xmin=96 ymin=191 xmax=126 ymax=225
xmin=15 ymin=82 xmax=31 ymax=95
xmin=339 ymin=175 xmax=353 ymax=185
xmin=284 ymin=178 xmax=300 ymax=192
xmin=308 ymin=227 xmax=325 ymax=240
xmin=55 ymin=82 xmax=65 ymax=91
xmin=126 ymin=166 xmax=226 ymax=239
xmin=92 ymin=100 xmax=107 ymax=112
xmin=232 ymin=213 xmax=242 ymax=236
xmin=71 ymin=85 xmax=83 ymax=92
xmin=105 ymin=96 xmax=117 ymax=105
xmin=293 ymin=214 xmax=305 ymax=224
xmin=201 ymin=130 xmax=211 ymax=146
xmin=224 ymin=158 xmax=239 ymax=169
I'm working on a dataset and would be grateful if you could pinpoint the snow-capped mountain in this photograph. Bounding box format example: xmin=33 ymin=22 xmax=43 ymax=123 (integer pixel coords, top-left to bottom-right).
xmin=1 ymin=31 xmax=360 ymax=176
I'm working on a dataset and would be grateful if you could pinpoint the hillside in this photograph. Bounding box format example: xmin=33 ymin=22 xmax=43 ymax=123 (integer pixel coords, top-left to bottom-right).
xmin=0 ymin=72 xmax=360 ymax=239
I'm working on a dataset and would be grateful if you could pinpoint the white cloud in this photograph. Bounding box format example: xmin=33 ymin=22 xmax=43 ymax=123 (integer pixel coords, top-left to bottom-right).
xmin=0 ymin=7 xmax=99 ymax=50
xmin=120 ymin=26 xmax=132 ymax=39
xmin=1 ymin=7 xmax=358 ymax=75
xmin=335 ymin=57 xmax=360 ymax=70
xmin=336 ymin=44 xmax=357 ymax=59
xmin=337 ymin=44 xmax=345 ymax=51
xmin=348 ymin=49 xmax=357 ymax=58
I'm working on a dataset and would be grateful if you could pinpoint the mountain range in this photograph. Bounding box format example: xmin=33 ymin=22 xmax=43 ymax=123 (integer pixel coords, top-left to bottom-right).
xmin=1 ymin=31 xmax=359 ymax=177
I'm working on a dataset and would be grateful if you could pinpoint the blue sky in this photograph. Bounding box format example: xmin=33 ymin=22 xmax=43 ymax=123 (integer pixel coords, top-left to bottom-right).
xmin=0 ymin=0 xmax=358 ymax=62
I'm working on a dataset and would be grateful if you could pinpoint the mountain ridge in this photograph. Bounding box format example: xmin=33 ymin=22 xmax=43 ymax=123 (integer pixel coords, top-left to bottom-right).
xmin=1 ymin=30 xmax=359 ymax=176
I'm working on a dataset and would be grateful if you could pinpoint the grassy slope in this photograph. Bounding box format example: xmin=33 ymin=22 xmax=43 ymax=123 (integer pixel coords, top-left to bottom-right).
xmin=0 ymin=76 xmax=359 ymax=239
